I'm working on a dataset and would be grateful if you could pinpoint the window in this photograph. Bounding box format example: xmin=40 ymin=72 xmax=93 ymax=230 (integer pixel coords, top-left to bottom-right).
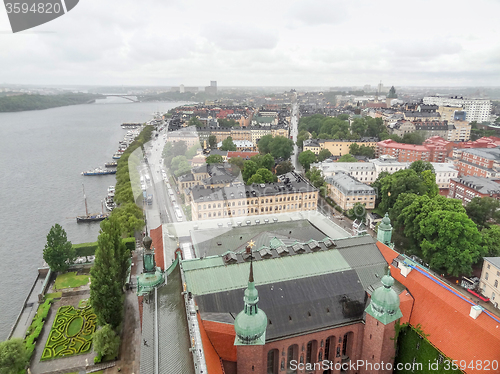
xmin=306 ymin=342 xmax=312 ymax=364
xmin=486 ymin=272 xmax=489 ymax=280
xmin=287 ymin=345 xmax=298 ymax=374
xmin=267 ymin=349 xmax=278 ymax=374
xmin=495 ymin=280 xmax=498 ymax=288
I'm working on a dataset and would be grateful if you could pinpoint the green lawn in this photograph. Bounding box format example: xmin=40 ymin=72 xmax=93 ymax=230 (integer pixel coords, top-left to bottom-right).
xmin=54 ymin=272 xmax=89 ymax=289
xmin=45 ymin=292 xmax=62 ymax=300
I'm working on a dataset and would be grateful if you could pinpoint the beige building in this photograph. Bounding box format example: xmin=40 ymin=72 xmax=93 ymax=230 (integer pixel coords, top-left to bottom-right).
xmin=303 ymin=138 xmax=378 ymax=156
xmin=447 ymin=120 xmax=471 ymax=142
xmin=190 ymin=176 xmax=318 ymax=221
xmin=326 ymin=172 xmax=376 ymax=210
xmin=438 ymin=105 xmax=463 ymax=122
xmin=480 ymin=258 xmax=500 ymax=309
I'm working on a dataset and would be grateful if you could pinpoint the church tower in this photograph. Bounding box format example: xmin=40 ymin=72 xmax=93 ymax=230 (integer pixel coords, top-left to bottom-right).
xmin=361 ymin=269 xmax=403 ymax=374
xmin=377 ymin=213 xmax=393 ymax=246
xmin=234 ymin=245 xmax=268 ymax=374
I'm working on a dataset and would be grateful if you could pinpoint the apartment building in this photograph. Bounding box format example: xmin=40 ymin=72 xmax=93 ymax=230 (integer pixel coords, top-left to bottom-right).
xmin=480 ymin=258 xmax=500 ymax=309
xmin=325 ymin=172 xmax=376 ymax=210
xmin=376 ymin=139 xmax=449 ymax=162
xmin=455 ymin=147 xmax=500 ymax=178
xmin=448 ymin=176 xmax=500 ymax=204
xmin=312 ymin=156 xmax=457 ymax=189
xmin=423 ymin=96 xmax=492 ymax=123
xmin=190 ymin=178 xmax=318 ymax=221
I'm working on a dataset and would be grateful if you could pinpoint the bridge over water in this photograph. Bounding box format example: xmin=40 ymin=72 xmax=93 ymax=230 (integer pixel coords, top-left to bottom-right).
xmin=101 ymin=94 xmax=140 ymax=102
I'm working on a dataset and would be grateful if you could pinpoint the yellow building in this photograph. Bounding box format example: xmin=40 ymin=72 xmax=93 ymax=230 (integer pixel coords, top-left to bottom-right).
xmin=447 ymin=120 xmax=471 ymax=142
xmin=437 ymin=105 xmax=463 ymax=122
xmin=191 ymin=179 xmax=318 ymax=221
xmin=480 ymin=258 xmax=500 ymax=309
xmin=303 ymin=138 xmax=378 ymax=156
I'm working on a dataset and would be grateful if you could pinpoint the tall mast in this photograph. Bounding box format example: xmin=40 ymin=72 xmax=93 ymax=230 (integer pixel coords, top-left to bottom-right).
xmin=82 ymin=184 xmax=88 ymax=216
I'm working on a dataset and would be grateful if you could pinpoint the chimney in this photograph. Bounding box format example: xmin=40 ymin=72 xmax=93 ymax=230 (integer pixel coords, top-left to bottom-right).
xmin=470 ymin=305 xmax=484 ymax=319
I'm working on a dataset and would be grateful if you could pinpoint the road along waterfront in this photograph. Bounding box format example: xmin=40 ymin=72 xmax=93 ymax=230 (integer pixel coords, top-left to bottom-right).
xmin=0 ymin=97 xmax=181 ymax=340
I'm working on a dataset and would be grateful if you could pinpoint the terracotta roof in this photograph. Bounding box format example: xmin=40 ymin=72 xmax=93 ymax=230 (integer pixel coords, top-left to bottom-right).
xmin=197 ymin=314 xmax=224 ymax=374
xmin=377 ymin=242 xmax=500 ymax=374
xmin=201 ymin=320 xmax=237 ymax=362
xmin=227 ymin=151 xmax=259 ymax=159
xmin=150 ymin=225 xmax=164 ymax=271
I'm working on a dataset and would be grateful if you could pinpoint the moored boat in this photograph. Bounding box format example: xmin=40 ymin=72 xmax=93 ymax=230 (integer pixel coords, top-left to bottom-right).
xmin=105 ymin=161 xmax=118 ymax=168
xmin=77 ymin=184 xmax=109 ymax=223
xmin=82 ymin=167 xmax=117 ymax=176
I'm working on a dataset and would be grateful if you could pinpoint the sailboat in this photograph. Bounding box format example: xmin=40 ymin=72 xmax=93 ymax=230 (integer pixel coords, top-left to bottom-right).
xmin=76 ymin=184 xmax=109 ymax=223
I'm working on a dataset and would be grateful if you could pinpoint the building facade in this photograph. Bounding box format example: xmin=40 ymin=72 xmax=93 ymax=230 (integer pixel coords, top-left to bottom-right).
xmin=190 ymin=179 xmax=318 ymax=221
xmin=480 ymin=258 xmax=500 ymax=309
xmin=423 ymin=96 xmax=492 ymax=123
xmin=326 ymin=172 xmax=376 ymax=210
xmin=448 ymin=176 xmax=500 ymax=204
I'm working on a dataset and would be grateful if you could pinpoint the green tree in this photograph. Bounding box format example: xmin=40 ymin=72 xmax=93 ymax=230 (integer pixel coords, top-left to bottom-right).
xmin=242 ymin=160 xmax=259 ymax=183
xmin=93 ymin=324 xmax=120 ymax=359
xmin=0 ymin=338 xmax=28 ymax=374
xmin=401 ymin=132 xmax=425 ymax=145
xmin=218 ymin=118 xmax=239 ymax=127
xmin=208 ymin=135 xmax=217 ymax=149
xmin=410 ymin=160 xmax=435 ymax=174
xmin=338 ymin=154 xmax=358 ymax=162
xmin=188 ymin=116 xmax=203 ymax=128
xmin=111 ymin=202 xmax=144 ymax=237
xmin=298 ymin=150 xmax=317 ymax=171
xmin=221 ymin=137 xmax=237 ymax=151
xmin=257 ymin=134 xmax=273 ymax=154
xmin=377 ymin=169 xmax=432 ymax=213
xmin=305 ymin=167 xmax=326 ymax=190
xmin=228 ymin=156 xmax=245 ymax=175
xmin=90 ymin=216 xmax=129 ymax=327
xmin=349 ymin=143 xmax=360 ymax=155
xmin=421 ymin=170 xmax=439 ymax=198
xmin=481 ymin=226 xmax=500 ymax=257
xmin=276 ymin=160 xmax=294 ymax=175
xmin=317 ymin=148 xmax=332 ymax=162
xmin=258 ymin=153 xmax=275 ymax=171
xmin=398 ymin=195 xmax=466 ymax=251
xmin=465 ymin=197 xmax=500 ymax=229
xmin=420 ymin=210 xmax=484 ymax=276
xmin=296 ymin=130 xmax=310 ymax=149
xmin=171 ymin=155 xmax=188 ymax=172
xmin=269 ymin=136 xmax=294 ymax=160
xmin=206 ymin=154 xmax=224 ymax=164
xmin=185 ymin=143 xmax=200 ymax=159
xmin=43 ymin=224 xmax=75 ymax=272
xmin=247 ymin=168 xmax=275 ymax=184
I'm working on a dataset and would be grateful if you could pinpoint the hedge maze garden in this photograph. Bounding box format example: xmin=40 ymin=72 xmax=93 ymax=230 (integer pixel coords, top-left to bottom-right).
xmin=41 ymin=305 xmax=96 ymax=360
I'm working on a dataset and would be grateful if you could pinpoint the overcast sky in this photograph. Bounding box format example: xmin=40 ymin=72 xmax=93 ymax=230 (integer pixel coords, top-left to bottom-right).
xmin=1 ymin=0 xmax=500 ymax=87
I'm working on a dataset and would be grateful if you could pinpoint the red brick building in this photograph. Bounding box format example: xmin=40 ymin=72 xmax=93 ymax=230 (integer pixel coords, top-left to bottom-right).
xmin=454 ymin=147 xmax=500 ymax=178
xmin=448 ymin=176 xmax=500 ymax=204
xmin=375 ymin=138 xmax=449 ymax=162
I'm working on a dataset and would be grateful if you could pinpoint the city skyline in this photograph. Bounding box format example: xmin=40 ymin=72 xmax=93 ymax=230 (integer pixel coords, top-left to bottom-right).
xmin=1 ymin=0 xmax=500 ymax=87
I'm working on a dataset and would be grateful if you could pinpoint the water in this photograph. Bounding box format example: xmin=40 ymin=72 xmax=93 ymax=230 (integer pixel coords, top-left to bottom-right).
xmin=0 ymin=98 xmax=182 ymax=340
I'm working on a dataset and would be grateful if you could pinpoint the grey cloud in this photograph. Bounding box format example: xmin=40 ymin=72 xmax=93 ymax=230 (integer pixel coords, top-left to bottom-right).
xmin=201 ymin=23 xmax=278 ymax=51
xmin=286 ymin=0 xmax=348 ymax=27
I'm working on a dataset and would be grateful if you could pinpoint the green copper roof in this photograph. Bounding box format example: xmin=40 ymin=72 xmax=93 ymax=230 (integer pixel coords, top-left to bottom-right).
xmin=378 ymin=213 xmax=392 ymax=231
xmin=182 ymin=249 xmax=350 ymax=296
xmin=365 ymin=270 xmax=402 ymax=325
xmin=234 ymin=263 xmax=267 ymax=345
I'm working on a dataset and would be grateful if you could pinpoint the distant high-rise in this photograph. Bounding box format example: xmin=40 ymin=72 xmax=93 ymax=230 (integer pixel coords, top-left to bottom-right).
xmin=205 ymin=80 xmax=217 ymax=95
